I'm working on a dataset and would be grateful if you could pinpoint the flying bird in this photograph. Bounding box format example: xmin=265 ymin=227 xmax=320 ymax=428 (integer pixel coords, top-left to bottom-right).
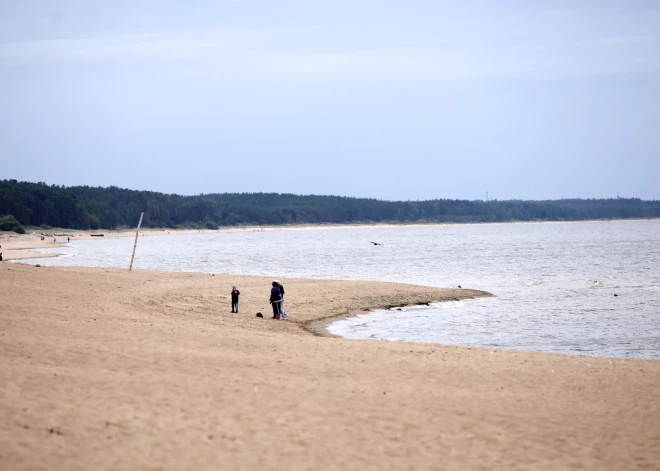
xmin=369 ymin=241 xmax=383 ymax=246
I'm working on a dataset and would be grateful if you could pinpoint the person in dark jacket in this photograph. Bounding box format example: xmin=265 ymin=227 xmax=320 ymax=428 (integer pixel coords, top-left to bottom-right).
xmin=269 ymin=282 xmax=282 ymax=319
xmin=231 ymin=286 xmax=240 ymax=313
xmin=274 ymin=280 xmax=288 ymax=320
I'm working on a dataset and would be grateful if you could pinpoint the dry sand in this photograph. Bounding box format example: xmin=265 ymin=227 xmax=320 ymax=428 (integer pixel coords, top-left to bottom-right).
xmin=1 ymin=262 xmax=659 ymax=471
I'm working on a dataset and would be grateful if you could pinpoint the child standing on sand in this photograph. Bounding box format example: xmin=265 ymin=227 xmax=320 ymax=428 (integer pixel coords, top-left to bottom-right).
xmin=231 ymin=286 xmax=240 ymax=313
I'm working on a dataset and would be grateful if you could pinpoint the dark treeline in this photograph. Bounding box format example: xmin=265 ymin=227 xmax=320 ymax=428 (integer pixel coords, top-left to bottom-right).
xmin=1 ymin=180 xmax=659 ymax=230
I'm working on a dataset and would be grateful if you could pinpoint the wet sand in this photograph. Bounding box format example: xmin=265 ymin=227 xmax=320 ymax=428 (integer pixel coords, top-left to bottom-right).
xmin=1 ymin=262 xmax=659 ymax=470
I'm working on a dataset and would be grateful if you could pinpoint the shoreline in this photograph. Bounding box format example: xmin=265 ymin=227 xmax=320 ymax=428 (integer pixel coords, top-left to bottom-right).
xmin=305 ymin=310 xmax=364 ymax=338
xmin=2 ymin=217 xmax=657 ymax=262
xmin=304 ymin=299 xmax=457 ymax=338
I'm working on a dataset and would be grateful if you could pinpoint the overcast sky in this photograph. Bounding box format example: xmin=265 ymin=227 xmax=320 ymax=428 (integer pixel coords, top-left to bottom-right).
xmin=1 ymin=0 xmax=659 ymax=200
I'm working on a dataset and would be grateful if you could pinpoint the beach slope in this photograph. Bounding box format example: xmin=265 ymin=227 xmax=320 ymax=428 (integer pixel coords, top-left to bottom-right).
xmin=1 ymin=263 xmax=658 ymax=470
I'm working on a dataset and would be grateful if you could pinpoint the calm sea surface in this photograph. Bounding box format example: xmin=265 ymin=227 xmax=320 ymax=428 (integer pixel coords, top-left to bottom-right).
xmin=19 ymin=221 xmax=660 ymax=359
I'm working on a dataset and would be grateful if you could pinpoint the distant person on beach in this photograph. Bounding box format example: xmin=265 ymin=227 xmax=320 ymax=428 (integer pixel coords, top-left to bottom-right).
xmin=0 ymin=252 xmax=3 ymax=262
xmin=274 ymin=280 xmax=288 ymax=320
xmin=67 ymin=237 xmax=70 ymax=242
xmin=231 ymin=286 xmax=240 ymax=313
xmin=270 ymin=281 xmax=282 ymax=319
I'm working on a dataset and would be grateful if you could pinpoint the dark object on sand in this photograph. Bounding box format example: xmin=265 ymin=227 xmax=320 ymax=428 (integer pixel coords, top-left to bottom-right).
xmin=369 ymin=241 xmax=382 ymax=246
xmin=90 ymin=234 xmax=104 ymax=237
xmin=458 ymin=285 xmax=461 ymax=288
xmin=256 ymin=313 xmax=263 ymax=318
xmin=614 ymin=294 xmax=619 ymax=297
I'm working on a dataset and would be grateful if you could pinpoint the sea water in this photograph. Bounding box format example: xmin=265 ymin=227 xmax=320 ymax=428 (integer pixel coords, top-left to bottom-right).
xmin=20 ymin=220 xmax=660 ymax=359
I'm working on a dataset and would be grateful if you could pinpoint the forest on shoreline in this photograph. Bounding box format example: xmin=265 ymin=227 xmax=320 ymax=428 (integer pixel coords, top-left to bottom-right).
xmin=1 ymin=180 xmax=659 ymax=231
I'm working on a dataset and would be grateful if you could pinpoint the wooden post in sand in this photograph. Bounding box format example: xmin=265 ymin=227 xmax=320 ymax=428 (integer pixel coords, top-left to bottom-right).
xmin=129 ymin=212 xmax=144 ymax=271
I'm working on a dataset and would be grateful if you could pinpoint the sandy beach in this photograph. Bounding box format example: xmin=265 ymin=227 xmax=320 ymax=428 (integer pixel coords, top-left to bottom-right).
xmin=1 ymin=259 xmax=659 ymax=471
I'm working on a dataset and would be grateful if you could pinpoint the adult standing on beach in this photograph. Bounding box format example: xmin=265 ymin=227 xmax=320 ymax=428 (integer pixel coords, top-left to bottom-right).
xmin=231 ymin=286 xmax=240 ymax=313
xmin=275 ymin=280 xmax=288 ymax=320
xmin=269 ymin=281 xmax=282 ymax=319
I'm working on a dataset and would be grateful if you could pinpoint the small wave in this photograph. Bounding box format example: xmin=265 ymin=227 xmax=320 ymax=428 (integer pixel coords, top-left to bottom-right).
xmin=429 ymin=301 xmax=466 ymax=309
xmin=589 ymin=281 xmax=619 ymax=289
xmin=350 ymin=321 xmax=372 ymax=328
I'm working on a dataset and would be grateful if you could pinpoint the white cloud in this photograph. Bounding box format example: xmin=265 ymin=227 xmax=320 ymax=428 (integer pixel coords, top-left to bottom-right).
xmin=1 ymin=3 xmax=658 ymax=82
